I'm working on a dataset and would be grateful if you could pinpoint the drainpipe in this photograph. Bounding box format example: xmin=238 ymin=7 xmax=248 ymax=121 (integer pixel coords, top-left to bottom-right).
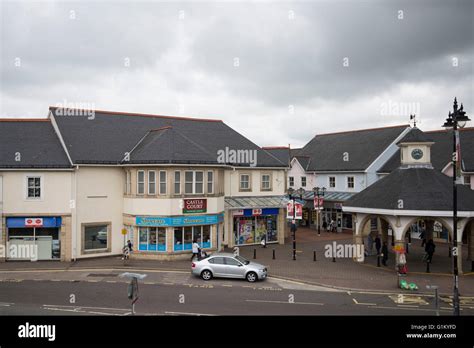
xmin=71 ymin=165 xmax=79 ymax=262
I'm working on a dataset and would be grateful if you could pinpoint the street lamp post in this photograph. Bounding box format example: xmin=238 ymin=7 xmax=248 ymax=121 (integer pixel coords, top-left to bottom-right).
xmin=442 ymin=97 xmax=470 ymax=316
xmin=313 ymin=187 xmax=326 ymax=236
xmin=288 ymin=187 xmax=305 ymax=261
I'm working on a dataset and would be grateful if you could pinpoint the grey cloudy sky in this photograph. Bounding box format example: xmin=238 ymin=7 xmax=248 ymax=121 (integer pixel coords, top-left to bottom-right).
xmin=1 ymin=0 xmax=473 ymax=148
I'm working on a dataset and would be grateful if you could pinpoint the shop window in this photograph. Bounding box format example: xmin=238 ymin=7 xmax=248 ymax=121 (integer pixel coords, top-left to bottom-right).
xmin=207 ymin=171 xmax=214 ymax=194
xmin=174 ymin=171 xmax=181 ymax=195
xmin=173 ymin=225 xmax=212 ymax=251
xmin=83 ymin=224 xmax=109 ymax=251
xmin=347 ymin=176 xmax=355 ymax=189
xmin=137 ymin=171 xmax=145 ymax=195
xmin=148 ymin=171 xmax=156 ymax=195
xmin=26 ymin=176 xmax=41 ymax=199
xmin=329 ymin=176 xmax=336 ymax=188
xmin=261 ymin=174 xmax=271 ymax=191
xmin=139 ymin=227 xmax=166 ymax=251
xmin=240 ymin=174 xmax=250 ymax=191
xmin=289 ymin=176 xmax=294 ymax=187
xmin=235 ymin=215 xmax=277 ymax=245
xmin=159 ymin=171 xmax=167 ymax=195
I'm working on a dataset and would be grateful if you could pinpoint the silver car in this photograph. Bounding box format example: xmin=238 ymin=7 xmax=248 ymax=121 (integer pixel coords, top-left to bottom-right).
xmin=191 ymin=252 xmax=267 ymax=282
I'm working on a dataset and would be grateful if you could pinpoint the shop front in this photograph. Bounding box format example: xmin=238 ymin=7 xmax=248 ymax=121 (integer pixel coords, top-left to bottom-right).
xmin=131 ymin=213 xmax=223 ymax=260
xmin=232 ymin=208 xmax=279 ymax=246
xmin=5 ymin=217 xmax=62 ymax=260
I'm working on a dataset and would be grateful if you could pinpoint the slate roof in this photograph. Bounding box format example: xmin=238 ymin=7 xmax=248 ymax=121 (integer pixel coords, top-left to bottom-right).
xmin=299 ymin=125 xmax=409 ymax=172
xmin=50 ymin=107 xmax=286 ymax=167
xmin=344 ymin=167 xmax=474 ymax=211
xmin=293 ymin=155 xmax=311 ymax=170
xmin=0 ymin=119 xmax=71 ymax=168
xmin=262 ymin=147 xmax=291 ymax=166
xmin=378 ymin=128 xmax=474 ymax=173
xmin=396 ymin=127 xmax=433 ymax=144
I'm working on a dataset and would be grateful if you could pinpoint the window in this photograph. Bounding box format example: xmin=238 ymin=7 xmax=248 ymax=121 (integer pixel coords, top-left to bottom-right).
xmin=464 ymin=176 xmax=471 ymax=185
xmin=26 ymin=176 xmax=41 ymax=199
xmin=174 ymin=171 xmax=181 ymax=194
xmin=137 ymin=170 xmax=145 ymax=195
xmin=289 ymin=176 xmax=294 ymax=187
xmin=207 ymin=171 xmax=214 ymax=194
xmin=159 ymin=171 xmax=167 ymax=195
xmin=329 ymin=177 xmax=336 ymax=188
xmin=195 ymin=171 xmax=203 ymax=194
xmin=208 ymin=257 xmax=225 ymax=265
xmin=185 ymin=171 xmax=193 ymax=194
xmin=125 ymin=171 xmax=131 ymax=195
xmin=347 ymin=176 xmax=355 ymax=189
xmin=224 ymin=257 xmax=241 ymax=266
xmin=138 ymin=227 xmax=166 ymax=251
xmin=240 ymin=174 xmax=250 ymax=191
xmin=261 ymin=174 xmax=271 ymax=191
xmin=301 ymin=176 xmax=307 ymax=187
xmin=83 ymin=224 xmax=109 ymax=251
xmin=184 ymin=171 xmax=204 ymax=194
xmin=148 ymin=171 xmax=156 ymax=195
xmin=173 ymin=225 xmax=212 ymax=251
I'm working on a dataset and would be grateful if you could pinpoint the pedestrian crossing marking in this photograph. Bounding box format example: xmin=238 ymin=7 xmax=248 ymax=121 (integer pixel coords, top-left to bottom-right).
xmin=389 ymin=294 xmax=428 ymax=305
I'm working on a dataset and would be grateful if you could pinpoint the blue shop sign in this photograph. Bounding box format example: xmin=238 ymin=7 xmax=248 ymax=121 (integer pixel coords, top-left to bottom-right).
xmin=136 ymin=214 xmax=223 ymax=227
xmin=6 ymin=217 xmax=62 ymax=228
xmin=243 ymin=208 xmax=279 ymax=217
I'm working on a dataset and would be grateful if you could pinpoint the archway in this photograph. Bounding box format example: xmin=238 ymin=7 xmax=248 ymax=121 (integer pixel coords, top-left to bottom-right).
xmin=357 ymin=214 xmax=396 ymax=266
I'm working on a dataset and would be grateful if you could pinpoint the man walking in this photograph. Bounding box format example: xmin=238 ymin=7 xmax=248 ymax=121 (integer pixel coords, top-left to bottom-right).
xmin=191 ymin=239 xmax=201 ymax=261
xmin=425 ymin=239 xmax=436 ymax=264
xmin=375 ymin=235 xmax=382 ymax=255
xmin=381 ymin=242 xmax=388 ymax=266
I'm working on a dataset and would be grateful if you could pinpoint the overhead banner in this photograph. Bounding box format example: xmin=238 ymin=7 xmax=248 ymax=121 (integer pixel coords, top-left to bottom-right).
xmin=286 ymin=201 xmax=303 ymax=220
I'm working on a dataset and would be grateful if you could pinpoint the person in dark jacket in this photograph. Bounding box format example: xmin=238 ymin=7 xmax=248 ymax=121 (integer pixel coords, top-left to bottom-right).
xmin=425 ymin=239 xmax=436 ymax=263
xmin=375 ymin=235 xmax=382 ymax=255
xmin=381 ymin=242 xmax=388 ymax=266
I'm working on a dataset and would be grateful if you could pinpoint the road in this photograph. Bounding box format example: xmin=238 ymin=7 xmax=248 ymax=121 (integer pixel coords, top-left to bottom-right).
xmin=0 ymin=269 xmax=473 ymax=315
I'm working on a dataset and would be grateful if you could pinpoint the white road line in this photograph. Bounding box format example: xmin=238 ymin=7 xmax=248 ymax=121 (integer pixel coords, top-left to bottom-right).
xmin=245 ymin=299 xmax=323 ymax=306
xmin=397 ymin=304 xmax=419 ymax=308
xmin=43 ymin=304 xmax=131 ymax=311
xmin=352 ymin=298 xmax=376 ymax=306
xmin=369 ymin=306 xmax=452 ymax=312
xmin=165 ymin=311 xmax=215 ymax=316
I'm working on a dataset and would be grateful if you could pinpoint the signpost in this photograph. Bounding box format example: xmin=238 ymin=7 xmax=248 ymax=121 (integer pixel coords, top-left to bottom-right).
xmin=119 ymin=272 xmax=147 ymax=315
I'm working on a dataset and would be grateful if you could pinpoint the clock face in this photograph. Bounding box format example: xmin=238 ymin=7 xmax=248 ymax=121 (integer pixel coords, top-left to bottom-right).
xmin=411 ymin=148 xmax=424 ymax=160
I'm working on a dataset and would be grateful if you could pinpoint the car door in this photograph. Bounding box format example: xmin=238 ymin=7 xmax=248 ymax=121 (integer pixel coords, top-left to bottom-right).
xmin=224 ymin=257 xmax=246 ymax=278
xmin=208 ymin=257 xmax=226 ymax=277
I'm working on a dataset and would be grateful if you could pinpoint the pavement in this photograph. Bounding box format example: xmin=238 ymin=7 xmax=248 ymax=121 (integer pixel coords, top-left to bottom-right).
xmin=0 ymin=227 xmax=473 ymax=296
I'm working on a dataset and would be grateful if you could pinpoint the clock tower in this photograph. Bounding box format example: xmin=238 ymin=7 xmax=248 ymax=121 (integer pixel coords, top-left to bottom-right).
xmin=396 ymin=127 xmax=434 ymax=167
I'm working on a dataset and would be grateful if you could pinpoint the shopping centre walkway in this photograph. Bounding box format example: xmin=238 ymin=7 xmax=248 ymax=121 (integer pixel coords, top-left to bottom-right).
xmin=1 ymin=227 xmax=472 ymax=295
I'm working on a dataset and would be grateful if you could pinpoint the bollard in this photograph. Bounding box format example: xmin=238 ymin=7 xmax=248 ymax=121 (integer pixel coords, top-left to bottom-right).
xmin=332 ymin=256 xmax=336 ymax=262
xmin=426 ymin=260 xmax=430 ymax=273
xmin=377 ymin=255 xmax=381 ymax=267
xmin=471 ymin=261 xmax=474 ymax=272
xmin=449 ymin=248 xmax=451 ymax=258
xmin=313 ymin=250 xmax=317 ymax=262
xmin=405 ymin=243 xmax=409 ymax=254
xmin=253 ymin=248 xmax=256 ymax=259
xmin=272 ymin=249 xmax=276 ymax=260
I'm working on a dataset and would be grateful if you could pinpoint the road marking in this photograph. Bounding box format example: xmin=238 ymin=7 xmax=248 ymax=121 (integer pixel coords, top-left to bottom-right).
xmin=144 ymin=282 xmax=154 ymax=285
xmin=106 ymin=280 xmax=117 ymax=283
xmin=43 ymin=304 xmax=131 ymax=311
xmin=0 ymin=302 xmax=13 ymax=307
xmin=245 ymin=299 xmax=323 ymax=306
xmin=222 ymin=284 xmax=232 ymax=287
xmin=369 ymin=306 xmax=453 ymax=312
xmin=389 ymin=294 xmax=428 ymax=305
xmin=165 ymin=311 xmax=215 ymax=316
xmin=86 ymin=280 xmax=99 ymax=283
xmin=50 ymin=279 xmax=62 ymax=282
xmin=163 ymin=282 xmax=174 ymax=285
xmin=352 ymin=298 xmax=376 ymax=306
xmin=397 ymin=304 xmax=419 ymax=308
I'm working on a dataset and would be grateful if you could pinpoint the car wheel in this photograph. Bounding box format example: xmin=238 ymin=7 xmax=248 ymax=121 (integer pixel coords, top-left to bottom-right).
xmin=246 ymin=272 xmax=258 ymax=282
xmin=201 ymin=270 xmax=213 ymax=281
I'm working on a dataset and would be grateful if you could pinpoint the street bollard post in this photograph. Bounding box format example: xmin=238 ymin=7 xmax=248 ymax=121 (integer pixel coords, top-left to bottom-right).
xmin=272 ymin=249 xmax=275 ymax=260
xmin=253 ymin=248 xmax=256 ymax=259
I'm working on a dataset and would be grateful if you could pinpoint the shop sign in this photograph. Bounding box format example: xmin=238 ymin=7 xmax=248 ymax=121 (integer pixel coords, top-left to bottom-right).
xmin=136 ymin=214 xmax=221 ymax=227
xmin=314 ymin=197 xmax=324 ymax=209
xmin=334 ymin=203 xmax=343 ymax=210
xmin=252 ymin=209 xmax=262 ymax=216
xmin=233 ymin=209 xmax=244 ymax=216
xmin=183 ymin=199 xmax=207 ymax=214
xmin=25 ymin=218 xmax=43 ymax=227
xmin=286 ymin=201 xmax=302 ymax=220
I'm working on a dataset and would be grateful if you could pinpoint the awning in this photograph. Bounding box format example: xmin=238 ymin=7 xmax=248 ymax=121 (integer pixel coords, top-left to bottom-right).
xmin=225 ymin=196 xmax=292 ymax=209
xmin=299 ymin=190 xmax=357 ymax=202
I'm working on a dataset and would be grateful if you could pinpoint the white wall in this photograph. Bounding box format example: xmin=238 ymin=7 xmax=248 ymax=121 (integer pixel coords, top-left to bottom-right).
xmin=124 ymin=196 xmax=225 ymax=216
xmin=1 ymin=171 xmax=72 ymax=215
xmin=288 ymin=159 xmax=315 ymax=190
xmin=74 ymin=167 xmax=124 ymax=258
xmin=314 ymin=173 xmax=366 ymax=193
xmin=224 ymin=168 xmax=286 ymax=196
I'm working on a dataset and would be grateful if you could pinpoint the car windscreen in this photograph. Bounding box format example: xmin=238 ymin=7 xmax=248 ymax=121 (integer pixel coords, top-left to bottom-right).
xmin=235 ymin=255 xmax=250 ymax=265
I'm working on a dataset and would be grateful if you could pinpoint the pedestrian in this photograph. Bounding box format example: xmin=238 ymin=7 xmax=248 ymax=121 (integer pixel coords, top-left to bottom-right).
xmin=425 ymin=239 xmax=436 ymax=264
xmin=127 ymin=239 xmax=133 ymax=253
xmin=381 ymin=242 xmax=388 ymax=266
xmin=260 ymin=234 xmax=267 ymax=248
xmin=375 ymin=235 xmax=382 ymax=255
xmin=330 ymin=219 xmax=336 ymax=233
xmin=322 ymin=218 xmax=327 ymax=232
xmin=419 ymin=228 xmax=426 ymax=247
xmin=191 ymin=239 xmax=200 ymax=261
